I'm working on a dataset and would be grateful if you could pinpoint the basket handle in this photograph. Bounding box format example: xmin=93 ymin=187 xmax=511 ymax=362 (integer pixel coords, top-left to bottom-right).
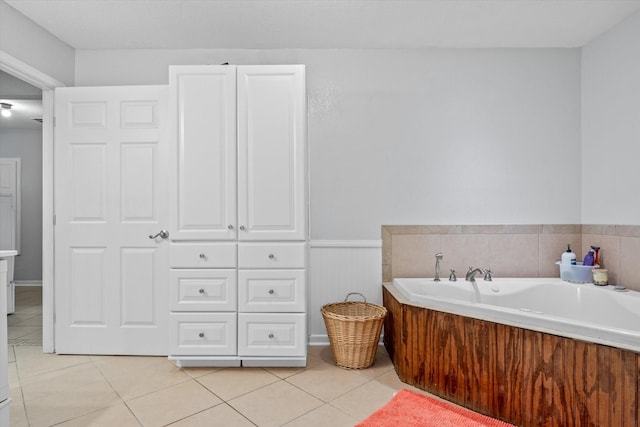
xmin=344 ymin=292 xmax=367 ymax=303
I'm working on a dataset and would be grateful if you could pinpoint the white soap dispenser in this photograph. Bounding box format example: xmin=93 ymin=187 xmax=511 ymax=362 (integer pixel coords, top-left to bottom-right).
xmin=561 ymin=244 xmax=577 ymax=265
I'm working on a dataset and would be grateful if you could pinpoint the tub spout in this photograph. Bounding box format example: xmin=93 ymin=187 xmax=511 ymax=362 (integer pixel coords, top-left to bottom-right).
xmin=465 ymin=267 xmax=486 ymax=283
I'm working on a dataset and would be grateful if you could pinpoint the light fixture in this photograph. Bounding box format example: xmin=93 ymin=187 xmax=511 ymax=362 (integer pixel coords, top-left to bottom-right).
xmin=0 ymin=103 xmax=12 ymax=118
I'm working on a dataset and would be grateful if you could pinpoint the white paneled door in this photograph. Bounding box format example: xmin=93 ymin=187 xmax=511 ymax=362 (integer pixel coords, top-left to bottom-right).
xmin=54 ymin=86 xmax=169 ymax=355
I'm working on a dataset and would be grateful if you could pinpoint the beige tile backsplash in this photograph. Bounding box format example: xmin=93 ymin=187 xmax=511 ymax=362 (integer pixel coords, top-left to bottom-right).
xmin=382 ymin=224 xmax=640 ymax=292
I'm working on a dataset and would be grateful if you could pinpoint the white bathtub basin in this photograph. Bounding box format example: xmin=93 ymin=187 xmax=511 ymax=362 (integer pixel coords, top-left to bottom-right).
xmin=390 ymin=277 xmax=640 ymax=353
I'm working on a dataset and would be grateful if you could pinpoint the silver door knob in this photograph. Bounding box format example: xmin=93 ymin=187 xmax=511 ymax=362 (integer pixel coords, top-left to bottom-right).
xmin=239 ymin=225 xmax=245 ymax=231
xmin=228 ymin=224 xmax=234 ymax=230
xmin=148 ymin=229 xmax=169 ymax=239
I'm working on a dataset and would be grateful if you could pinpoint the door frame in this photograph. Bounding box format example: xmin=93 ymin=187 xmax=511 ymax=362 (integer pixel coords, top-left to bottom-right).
xmin=0 ymin=50 xmax=65 ymax=353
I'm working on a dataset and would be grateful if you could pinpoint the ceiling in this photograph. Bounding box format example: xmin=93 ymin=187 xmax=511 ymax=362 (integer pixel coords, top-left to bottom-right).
xmin=0 ymin=71 xmax=42 ymax=130
xmin=6 ymin=0 xmax=640 ymax=49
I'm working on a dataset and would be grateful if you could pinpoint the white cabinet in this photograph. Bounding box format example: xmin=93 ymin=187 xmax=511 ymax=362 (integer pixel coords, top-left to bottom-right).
xmin=170 ymin=66 xmax=237 ymax=241
xmin=169 ymin=65 xmax=307 ymax=368
xmin=237 ymin=66 xmax=307 ymax=241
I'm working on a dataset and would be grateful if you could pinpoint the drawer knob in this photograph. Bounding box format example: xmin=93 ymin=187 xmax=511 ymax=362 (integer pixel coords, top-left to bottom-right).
xmin=268 ymin=254 xmax=275 ymax=259
xmin=199 ymin=253 xmax=206 ymax=259
xmin=268 ymin=289 xmax=274 ymax=295
xmin=199 ymin=288 xmax=205 ymax=294
xmin=228 ymin=224 xmax=234 ymax=230
xmin=268 ymin=333 xmax=274 ymax=339
xmin=239 ymin=225 xmax=245 ymax=231
xmin=199 ymin=332 xmax=205 ymax=338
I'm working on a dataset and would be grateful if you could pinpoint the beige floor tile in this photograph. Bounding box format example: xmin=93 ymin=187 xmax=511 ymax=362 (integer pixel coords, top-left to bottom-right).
xmin=7 ymin=314 xmax=40 ymax=326
xmin=229 ymin=380 xmax=322 ymax=427
xmin=170 ymin=403 xmax=254 ymax=427
xmin=55 ymin=402 xmax=140 ymax=427
xmin=351 ymin=346 xmax=395 ymax=379
xmin=13 ymin=315 xmax=42 ymax=326
xmin=127 ymin=380 xmax=221 ymax=427
xmin=197 ymin=367 xmax=279 ymax=401
xmin=373 ymin=369 xmax=430 ymax=396
xmin=265 ymin=365 xmax=307 ymax=379
xmin=21 ymin=363 xmax=121 ymax=427
xmin=8 ymin=325 xmax=40 ymax=340
xmin=307 ymin=345 xmax=335 ymax=366
xmin=12 ymin=328 xmax=42 ymax=344
xmin=329 ymin=379 xmax=396 ymax=421
xmin=10 ymin=384 xmax=28 ymax=427
xmin=179 ymin=365 xmax=225 ymax=379
xmin=14 ymin=345 xmax=91 ymax=378
xmin=7 ymin=345 xmax=15 ymax=363
xmin=283 ymin=403 xmax=358 ymax=427
xmin=286 ymin=362 xmax=369 ymax=402
xmin=8 ymin=361 xmax=20 ymax=388
xmin=14 ymin=305 xmax=42 ymax=315
xmin=93 ymin=355 xmax=192 ymax=400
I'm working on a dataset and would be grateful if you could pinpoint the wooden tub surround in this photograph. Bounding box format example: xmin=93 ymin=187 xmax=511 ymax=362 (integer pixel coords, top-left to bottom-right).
xmin=382 ymin=284 xmax=640 ymax=427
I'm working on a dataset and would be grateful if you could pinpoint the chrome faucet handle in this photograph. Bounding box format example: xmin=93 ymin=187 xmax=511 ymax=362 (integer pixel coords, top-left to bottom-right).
xmin=484 ymin=269 xmax=492 ymax=281
xmin=449 ymin=269 xmax=457 ymax=281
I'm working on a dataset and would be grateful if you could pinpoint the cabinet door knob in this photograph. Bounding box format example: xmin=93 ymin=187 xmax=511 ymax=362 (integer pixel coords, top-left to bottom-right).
xmin=268 ymin=254 xmax=275 ymax=259
xmin=239 ymin=225 xmax=245 ymax=231
xmin=199 ymin=253 xmax=206 ymax=259
xmin=198 ymin=332 xmax=205 ymax=338
xmin=228 ymin=224 xmax=234 ymax=230
xmin=199 ymin=288 xmax=205 ymax=294
xmin=268 ymin=333 xmax=274 ymax=339
xmin=268 ymin=289 xmax=274 ymax=295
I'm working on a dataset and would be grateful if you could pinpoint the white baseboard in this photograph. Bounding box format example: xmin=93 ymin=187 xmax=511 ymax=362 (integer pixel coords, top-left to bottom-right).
xmin=309 ymin=335 xmax=331 ymax=346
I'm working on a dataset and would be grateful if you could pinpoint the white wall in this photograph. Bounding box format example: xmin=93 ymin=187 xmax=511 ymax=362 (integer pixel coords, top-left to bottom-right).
xmin=0 ymin=128 xmax=43 ymax=281
xmin=0 ymin=0 xmax=75 ymax=86
xmin=75 ymin=48 xmax=582 ymax=240
xmin=582 ymin=11 xmax=640 ymax=225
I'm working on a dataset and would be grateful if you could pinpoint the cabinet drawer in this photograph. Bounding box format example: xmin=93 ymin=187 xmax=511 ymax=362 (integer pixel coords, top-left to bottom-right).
xmin=171 ymin=242 xmax=236 ymax=268
xmin=238 ymin=243 xmax=305 ymax=269
xmin=170 ymin=313 xmax=237 ymax=356
xmin=238 ymin=313 xmax=306 ymax=357
xmin=170 ymin=269 xmax=237 ymax=311
xmin=238 ymin=270 xmax=305 ymax=312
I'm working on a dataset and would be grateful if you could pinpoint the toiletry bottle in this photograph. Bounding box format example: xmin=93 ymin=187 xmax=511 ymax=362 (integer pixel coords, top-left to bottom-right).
xmin=591 ymin=245 xmax=600 ymax=266
xmin=561 ymin=244 xmax=577 ymax=265
xmin=583 ymin=249 xmax=595 ymax=266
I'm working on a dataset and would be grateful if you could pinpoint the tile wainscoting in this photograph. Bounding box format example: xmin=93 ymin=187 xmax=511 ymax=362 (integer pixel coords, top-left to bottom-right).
xmin=382 ymin=224 xmax=640 ymax=292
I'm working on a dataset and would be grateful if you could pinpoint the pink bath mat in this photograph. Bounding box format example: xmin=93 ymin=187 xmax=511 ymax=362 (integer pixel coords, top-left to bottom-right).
xmin=356 ymin=389 xmax=515 ymax=427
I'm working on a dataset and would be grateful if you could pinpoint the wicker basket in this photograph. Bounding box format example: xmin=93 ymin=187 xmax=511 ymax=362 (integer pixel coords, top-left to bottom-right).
xmin=321 ymin=293 xmax=388 ymax=369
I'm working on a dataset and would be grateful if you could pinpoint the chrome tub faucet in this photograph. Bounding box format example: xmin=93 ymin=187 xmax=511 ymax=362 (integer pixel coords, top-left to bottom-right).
xmin=465 ymin=266 xmax=486 ymax=284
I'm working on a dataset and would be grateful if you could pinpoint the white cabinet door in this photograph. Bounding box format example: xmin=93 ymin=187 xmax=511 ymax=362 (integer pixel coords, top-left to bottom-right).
xmin=54 ymin=85 xmax=169 ymax=355
xmin=169 ymin=66 xmax=237 ymax=240
xmin=237 ymin=65 xmax=306 ymax=241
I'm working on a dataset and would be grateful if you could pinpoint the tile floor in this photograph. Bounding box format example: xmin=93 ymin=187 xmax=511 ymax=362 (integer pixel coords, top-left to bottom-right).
xmin=7 ymin=286 xmax=429 ymax=427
